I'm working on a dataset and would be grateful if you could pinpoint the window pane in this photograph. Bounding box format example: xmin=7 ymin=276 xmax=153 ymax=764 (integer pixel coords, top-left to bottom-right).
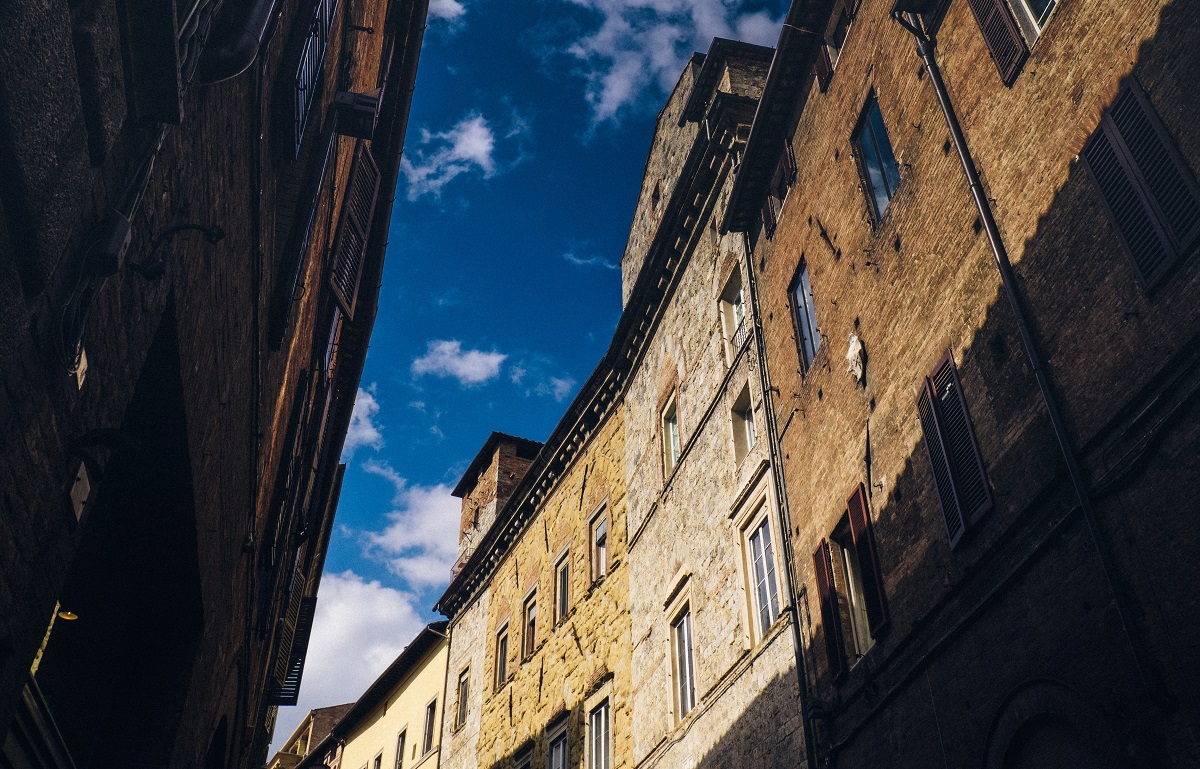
xmin=395 ymin=732 xmax=405 ymax=769
xmin=673 ymin=610 xmax=696 ymax=716
xmin=866 ymin=101 xmax=901 ymax=199
xmin=1020 ymin=0 xmax=1055 ymax=26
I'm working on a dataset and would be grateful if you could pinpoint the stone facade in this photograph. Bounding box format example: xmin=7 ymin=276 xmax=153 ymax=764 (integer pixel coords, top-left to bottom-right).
xmin=0 ymin=0 xmax=428 ymax=764
xmin=731 ymin=0 xmax=1200 ymax=766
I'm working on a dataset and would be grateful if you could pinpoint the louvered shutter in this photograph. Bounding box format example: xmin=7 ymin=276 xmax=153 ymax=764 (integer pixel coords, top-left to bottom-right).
xmin=329 ymin=141 xmax=380 ymax=319
xmin=846 ymin=484 xmax=889 ymax=635
xmin=761 ymin=196 xmax=778 ymax=239
xmin=275 ymin=597 xmax=318 ymax=705
xmin=272 ymin=548 xmax=308 ymax=697
xmin=964 ymin=0 xmax=1028 ymax=86
xmin=813 ymin=540 xmax=847 ymax=681
xmin=1081 ymin=80 xmax=1200 ymax=290
xmin=916 ymin=352 xmax=992 ymax=549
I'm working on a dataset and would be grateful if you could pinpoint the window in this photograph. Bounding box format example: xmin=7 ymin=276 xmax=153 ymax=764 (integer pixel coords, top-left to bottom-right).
xmin=745 ymin=512 xmax=780 ymax=638
xmin=494 ymin=625 xmax=509 ymax=688
xmin=813 ymin=484 xmax=889 ymax=681
xmin=1008 ymin=0 xmax=1057 ymax=43
xmin=548 ymin=723 xmax=568 ymax=769
xmin=589 ymin=700 xmax=611 ymax=769
xmin=329 ymin=141 xmax=381 ymax=320
xmin=422 ymin=698 xmax=437 ymax=754
xmin=788 ymin=260 xmax=821 ymax=371
xmin=671 ymin=607 xmax=696 ymax=718
xmin=522 ymin=594 xmax=537 ymax=659
xmin=516 ymin=749 xmax=533 ymax=769
xmin=963 ymin=0 xmax=1029 ymax=85
xmin=814 ymin=0 xmax=853 ymax=91
xmin=394 ymin=731 xmax=406 ymax=769
xmin=719 ymin=270 xmax=749 ymax=361
xmin=1081 ymin=78 xmax=1200 ymax=290
xmin=852 ymin=94 xmax=901 ymax=222
xmin=291 ymin=0 xmax=335 ymax=155
xmin=916 ymin=351 xmax=993 ymax=548
xmin=455 ymin=668 xmax=469 ymax=728
xmin=731 ymin=384 xmax=757 ymax=465
xmin=662 ymin=396 xmax=681 ymax=473
xmin=373 ymin=753 xmax=382 ymax=769
xmin=592 ymin=512 xmax=609 ymax=580
xmin=555 ymin=553 xmax=570 ymax=623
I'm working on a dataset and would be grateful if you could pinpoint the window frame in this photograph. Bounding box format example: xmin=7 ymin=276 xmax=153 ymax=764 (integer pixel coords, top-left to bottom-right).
xmin=1008 ymin=0 xmax=1058 ymax=43
xmin=522 ymin=592 xmax=537 ymax=660
xmin=455 ymin=667 xmax=470 ymax=729
xmin=670 ymin=604 xmax=697 ymax=721
xmin=494 ymin=623 xmax=509 ymax=690
xmin=830 ymin=520 xmax=874 ymax=660
xmin=547 ymin=720 xmax=568 ymax=769
xmin=394 ymin=730 xmax=406 ymax=769
xmin=421 ymin=697 xmax=437 ymax=755
xmin=554 ymin=549 xmax=571 ymax=624
xmin=590 ymin=506 xmax=609 ymax=581
xmin=743 ymin=507 xmax=781 ymax=641
xmin=588 ymin=699 xmax=612 ymax=769
xmin=788 ymin=259 xmax=822 ymax=372
xmin=851 ymin=92 xmax=902 ymax=223
xmin=730 ymin=383 xmax=757 ymax=465
xmin=661 ymin=394 xmax=682 ymax=474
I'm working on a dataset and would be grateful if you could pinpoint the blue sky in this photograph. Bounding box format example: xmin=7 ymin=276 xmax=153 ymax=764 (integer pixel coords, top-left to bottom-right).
xmin=276 ymin=0 xmax=784 ymax=744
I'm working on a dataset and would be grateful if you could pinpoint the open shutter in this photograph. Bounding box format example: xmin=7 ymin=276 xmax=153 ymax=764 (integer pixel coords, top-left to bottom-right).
xmin=917 ymin=351 xmax=992 ymax=549
xmin=964 ymin=0 xmax=1028 ymax=86
xmin=1081 ymin=80 xmax=1200 ymax=290
xmin=846 ymin=484 xmax=889 ymax=636
xmin=761 ymin=196 xmax=778 ymax=239
xmin=329 ymin=141 xmax=380 ymax=320
xmin=272 ymin=550 xmax=309 ymax=697
xmin=275 ymin=597 xmax=318 ymax=705
xmin=814 ymin=45 xmax=834 ymax=93
xmin=813 ymin=540 xmax=847 ymax=681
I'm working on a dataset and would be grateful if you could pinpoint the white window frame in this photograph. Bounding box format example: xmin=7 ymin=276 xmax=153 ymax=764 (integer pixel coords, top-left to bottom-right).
xmin=590 ymin=505 xmax=609 ymax=581
xmin=554 ymin=549 xmax=570 ymax=624
xmin=662 ymin=394 xmax=681 ymax=474
xmin=670 ymin=604 xmax=697 ymax=721
xmin=494 ymin=623 xmax=509 ymax=690
xmin=745 ymin=509 xmax=781 ymax=640
xmin=832 ymin=520 xmax=875 ymax=660
xmin=421 ymin=697 xmax=437 ymax=755
xmin=455 ymin=667 xmax=469 ymax=729
xmin=373 ymin=751 xmax=383 ymax=769
xmin=1008 ymin=0 xmax=1057 ymax=43
xmin=394 ymin=730 xmax=406 ymax=769
xmin=588 ymin=699 xmax=611 ymax=769
xmin=547 ymin=720 xmax=568 ymax=769
xmin=522 ymin=591 xmax=537 ymax=660
xmin=719 ymin=268 xmax=748 ymax=362
xmin=730 ymin=383 xmax=757 ymax=465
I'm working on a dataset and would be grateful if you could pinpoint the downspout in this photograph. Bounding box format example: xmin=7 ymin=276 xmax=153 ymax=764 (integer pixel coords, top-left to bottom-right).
xmin=743 ymin=231 xmax=821 ymax=769
xmin=890 ymin=10 xmax=1171 ymax=710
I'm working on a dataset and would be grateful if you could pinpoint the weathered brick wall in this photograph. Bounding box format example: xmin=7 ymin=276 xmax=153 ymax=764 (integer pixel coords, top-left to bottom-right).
xmin=750 ymin=0 xmax=1200 ymax=763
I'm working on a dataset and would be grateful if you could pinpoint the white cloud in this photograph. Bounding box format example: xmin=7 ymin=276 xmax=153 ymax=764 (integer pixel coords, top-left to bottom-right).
xmin=562 ymin=251 xmax=620 ymax=270
xmin=428 ymin=0 xmax=465 ymax=22
xmin=562 ymin=0 xmax=781 ymax=125
xmin=360 ymin=463 xmax=462 ymax=589
xmin=272 ymin=570 xmax=426 ymax=748
xmin=401 ymin=113 xmax=495 ymax=200
xmin=412 ymin=339 xmax=507 ymax=387
xmin=342 ymin=386 xmax=384 ymax=459
xmin=537 ymin=376 xmax=577 ymax=402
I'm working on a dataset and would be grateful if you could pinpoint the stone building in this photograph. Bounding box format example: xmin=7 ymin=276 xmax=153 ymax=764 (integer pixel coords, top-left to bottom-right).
xmin=292 ymin=622 xmax=449 ymax=769
xmin=726 ymin=0 xmax=1200 ymax=766
xmin=0 ymin=0 xmax=427 ymax=762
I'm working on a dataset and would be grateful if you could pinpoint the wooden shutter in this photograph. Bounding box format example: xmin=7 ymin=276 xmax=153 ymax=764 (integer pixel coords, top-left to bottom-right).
xmin=964 ymin=0 xmax=1028 ymax=86
xmin=846 ymin=483 xmax=889 ymax=636
xmin=813 ymin=540 xmax=847 ymax=681
xmin=761 ymin=196 xmax=778 ymax=239
xmin=275 ymin=597 xmax=318 ymax=705
xmin=272 ymin=548 xmax=309 ymax=692
xmin=329 ymin=141 xmax=380 ymax=319
xmin=814 ymin=45 xmax=834 ymax=93
xmin=1081 ymin=80 xmax=1200 ymax=290
xmin=916 ymin=351 xmax=992 ymax=549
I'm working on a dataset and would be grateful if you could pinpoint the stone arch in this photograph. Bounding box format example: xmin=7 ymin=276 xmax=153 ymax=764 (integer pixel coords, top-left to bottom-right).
xmin=982 ymin=680 xmax=1123 ymax=769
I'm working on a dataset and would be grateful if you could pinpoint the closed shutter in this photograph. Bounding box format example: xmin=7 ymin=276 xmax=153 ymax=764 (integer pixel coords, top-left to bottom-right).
xmin=1081 ymin=80 xmax=1200 ymax=290
xmin=916 ymin=352 xmax=992 ymax=549
xmin=846 ymin=483 xmax=889 ymax=635
xmin=329 ymin=141 xmax=380 ymax=320
xmin=813 ymin=540 xmax=847 ymax=681
xmin=275 ymin=597 xmax=318 ymax=705
xmin=272 ymin=548 xmax=309 ymax=694
xmin=964 ymin=0 xmax=1028 ymax=86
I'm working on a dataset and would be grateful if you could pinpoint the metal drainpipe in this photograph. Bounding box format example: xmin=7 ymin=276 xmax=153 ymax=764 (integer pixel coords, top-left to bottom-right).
xmin=743 ymin=230 xmax=822 ymax=769
xmin=890 ymin=10 xmax=1171 ymax=710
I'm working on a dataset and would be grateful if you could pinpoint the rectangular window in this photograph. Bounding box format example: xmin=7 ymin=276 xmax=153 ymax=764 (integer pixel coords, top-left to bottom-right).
xmin=494 ymin=625 xmax=509 ymax=689
xmin=671 ymin=607 xmax=696 ymax=718
xmin=720 ymin=270 xmax=749 ymax=361
xmin=789 ymin=260 xmax=821 ymax=371
xmin=814 ymin=0 xmax=853 ymax=91
xmin=852 ymin=94 xmax=902 ymax=222
xmin=747 ymin=515 xmax=780 ymax=638
xmin=916 ymin=351 xmax=993 ymax=548
xmin=548 ymin=726 xmax=568 ymax=769
xmin=523 ymin=594 xmax=537 ymax=659
xmin=963 ymin=0 xmax=1029 ymax=85
xmin=1008 ymin=0 xmax=1056 ymax=43
xmin=1081 ymin=79 xmax=1200 ymax=290
xmin=516 ymin=750 xmax=533 ymax=769
xmin=555 ymin=554 xmax=570 ymax=623
xmin=455 ymin=668 xmax=469 ymax=728
xmin=589 ymin=700 xmax=611 ymax=769
xmin=731 ymin=384 xmax=756 ymax=465
xmin=373 ymin=754 xmax=382 ymax=769
xmin=292 ymin=0 xmax=335 ymax=156
xmin=394 ymin=731 xmax=406 ymax=769
xmin=592 ymin=514 xmax=609 ymax=580
xmin=422 ymin=698 xmax=436 ymax=754
xmin=662 ymin=396 xmax=681 ymax=473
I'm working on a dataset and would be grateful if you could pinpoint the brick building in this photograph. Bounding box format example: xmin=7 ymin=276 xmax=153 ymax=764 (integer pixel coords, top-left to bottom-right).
xmin=727 ymin=0 xmax=1200 ymax=765
xmin=0 ymin=0 xmax=427 ymax=762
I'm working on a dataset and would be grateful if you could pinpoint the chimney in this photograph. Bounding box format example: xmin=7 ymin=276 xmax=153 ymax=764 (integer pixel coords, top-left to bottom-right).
xmin=451 ymin=433 xmax=542 ymax=574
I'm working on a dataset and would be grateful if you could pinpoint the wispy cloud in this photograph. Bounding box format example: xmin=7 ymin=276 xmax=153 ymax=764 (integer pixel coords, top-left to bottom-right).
xmin=562 ymin=250 xmax=620 ymax=270
xmin=401 ymin=110 xmax=530 ymax=200
xmin=342 ymin=386 xmax=384 ymax=459
xmin=560 ymin=0 xmax=780 ymax=125
xmin=412 ymin=339 xmax=508 ymax=387
xmin=540 ymin=376 xmax=577 ymax=402
xmin=360 ymin=462 xmax=461 ymax=589
xmin=428 ymin=0 xmax=465 ymax=23
xmin=507 ymin=355 xmax=578 ymax=402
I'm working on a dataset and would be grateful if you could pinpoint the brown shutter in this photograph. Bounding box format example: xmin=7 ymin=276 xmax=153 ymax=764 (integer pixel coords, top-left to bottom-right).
xmin=329 ymin=141 xmax=381 ymax=320
xmin=1081 ymin=80 xmax=1200 ymax=290
xmin=814 ymin=45 xmax=834 ymax=93
xmin=813 ymin=540 xmax=847 ymax=681
xmin=846 ymin=483 xmax=889 ymax=635
xmin=272 ymin=546 xmax=309 ymax=692
xmin=916 ymin=351 xmax=992 ymax=549
xmin=964 ymin=0 xmax=1028 ymax=86
xmin=275 ymin=597 xmax=318 ymax=705
xmin=761 ymin=196 xmax=778 ymax=239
